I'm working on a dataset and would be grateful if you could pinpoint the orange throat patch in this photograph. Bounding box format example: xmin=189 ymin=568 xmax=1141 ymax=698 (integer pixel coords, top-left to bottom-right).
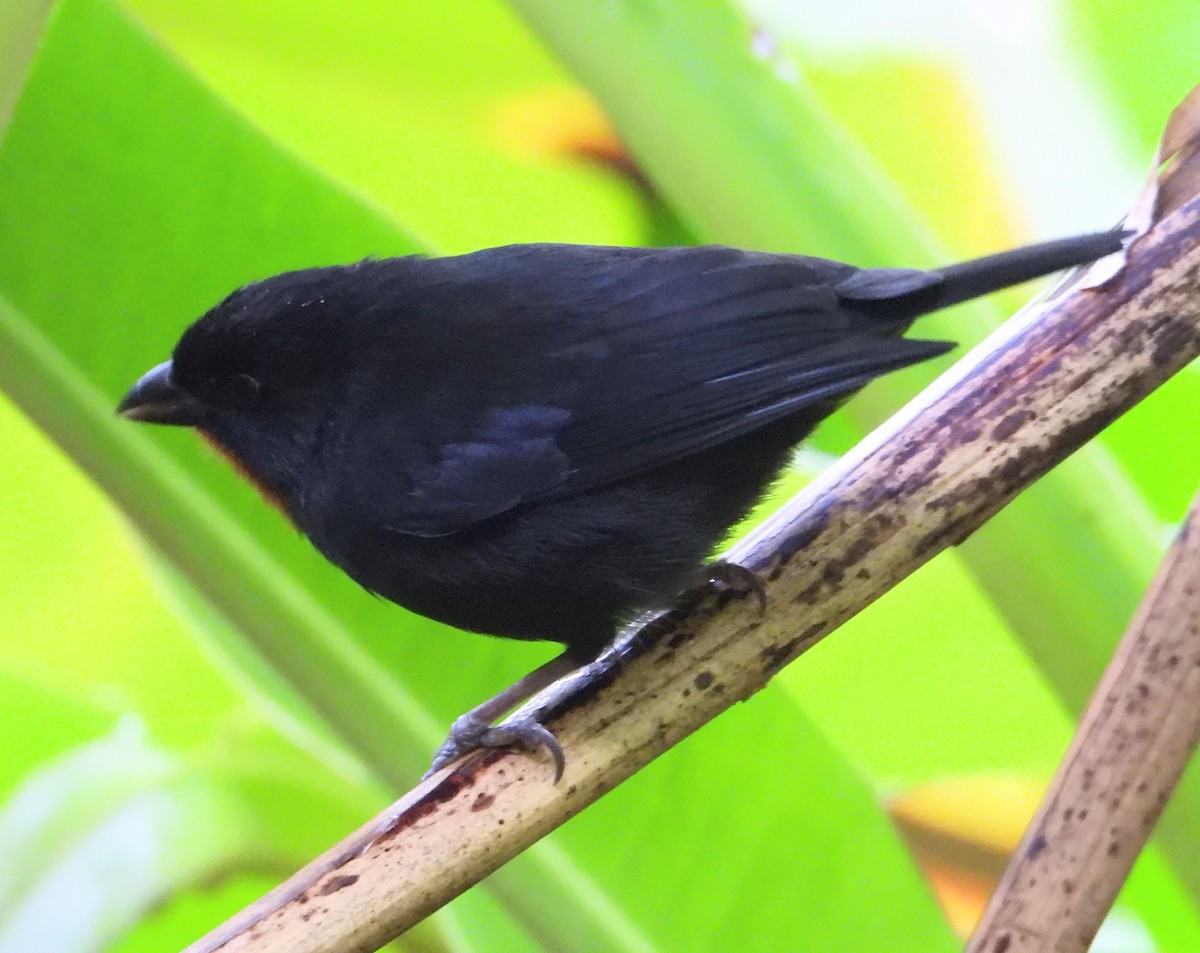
xmin=199 ymin=431 xmax=292 ymax=520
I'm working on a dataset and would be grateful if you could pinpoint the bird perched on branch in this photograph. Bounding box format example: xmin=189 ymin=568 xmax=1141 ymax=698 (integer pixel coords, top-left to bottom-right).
xmin=119 ymin=232 xmax=1123 ymax=778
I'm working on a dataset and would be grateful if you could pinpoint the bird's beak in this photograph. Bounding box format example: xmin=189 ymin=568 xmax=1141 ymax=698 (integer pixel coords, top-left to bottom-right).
xmin=117 ymin=360 xmax=204 ymax=426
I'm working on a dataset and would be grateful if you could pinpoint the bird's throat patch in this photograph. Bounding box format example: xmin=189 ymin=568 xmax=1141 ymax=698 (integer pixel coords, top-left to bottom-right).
xmin=198 ymin=431 xmax=292 ymax=519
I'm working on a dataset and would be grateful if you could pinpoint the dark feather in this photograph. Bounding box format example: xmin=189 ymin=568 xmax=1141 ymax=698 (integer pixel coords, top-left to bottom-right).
xmin=344 ymin=245 xmax=952 ymax=536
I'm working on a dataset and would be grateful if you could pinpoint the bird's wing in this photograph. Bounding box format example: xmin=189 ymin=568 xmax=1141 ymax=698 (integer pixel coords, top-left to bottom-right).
xmin=377 ymin=245 xmax=950 ymax=536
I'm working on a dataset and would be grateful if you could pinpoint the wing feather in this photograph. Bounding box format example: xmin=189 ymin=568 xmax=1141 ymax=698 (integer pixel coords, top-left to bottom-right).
xmin=368 ymin=245 xmax=949 ymax=535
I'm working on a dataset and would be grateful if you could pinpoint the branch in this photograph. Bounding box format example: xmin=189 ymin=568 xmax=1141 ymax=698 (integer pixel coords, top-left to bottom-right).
xmin=964 ymin=483 xmax=1200 ymax=952
xmin=186 ymin=113 xmax=1200 ymax=953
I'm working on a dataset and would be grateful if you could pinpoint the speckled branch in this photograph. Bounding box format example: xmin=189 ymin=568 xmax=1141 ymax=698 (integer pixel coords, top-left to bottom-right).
xmin=965 ymin=484 xmax=1200 ymax=953
xmin=186 ymin=152 xmax=1200 ymax=953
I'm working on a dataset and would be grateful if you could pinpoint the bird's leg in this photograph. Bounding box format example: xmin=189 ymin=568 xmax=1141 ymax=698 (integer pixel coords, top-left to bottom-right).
xmin=425 ymin=651 xmax=580 ymax=781
xmin=704 ymin=559 xmax=768 ymax=614
xmin=424 ymin=564 xmax=764 ymax=782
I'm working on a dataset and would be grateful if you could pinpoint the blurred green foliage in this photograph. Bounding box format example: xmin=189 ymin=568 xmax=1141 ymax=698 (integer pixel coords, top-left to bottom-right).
xmin=1 ymin=0 xmax=1198 ymax=951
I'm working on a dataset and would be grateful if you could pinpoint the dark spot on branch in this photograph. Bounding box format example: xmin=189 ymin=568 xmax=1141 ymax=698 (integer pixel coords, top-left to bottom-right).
xmin=996 ymin=453 xmax=1028 ymax=488
xmin=792 ymin=577 xmax=826 ymax=606
xmin=992 ymin=409 xmax=1033 ymax=441
xmin=925 ymin=475 xmax=994 ymax=512
xmin=1151 ymin=314 xmax=1200 ymax=367
xmin=318 ymin=875 xmax=359 ymax=896
xmin=472 ymin=792 xmax=496 ymax=812
xmin=912 ymin=513 xmax=979 ymax=558
xmin=761 ymin=623 xmax=825 ymax=674
xmin=373 ymin=770 xmax=477 ymax=843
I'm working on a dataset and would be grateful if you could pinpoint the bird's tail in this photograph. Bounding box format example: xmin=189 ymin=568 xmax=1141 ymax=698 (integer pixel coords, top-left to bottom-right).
xmin=932 ymin=230 xmax=1126 ymax=311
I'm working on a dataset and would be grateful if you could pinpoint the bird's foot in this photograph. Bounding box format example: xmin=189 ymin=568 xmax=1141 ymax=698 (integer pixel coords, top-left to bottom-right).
xmin=422 ymin=652 xmax=578 ymax=782
xmin=426 ymin=712 xmax=565 ymax=782
xmin=707 ymin=559 xmax=768 ymax=614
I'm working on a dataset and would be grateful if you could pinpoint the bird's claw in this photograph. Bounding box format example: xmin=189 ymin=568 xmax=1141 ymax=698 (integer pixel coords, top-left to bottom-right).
xmin=425 ymin=712 xmax=566 ymax=782
xmin=708 ymin=559 xmax=768 ymax=615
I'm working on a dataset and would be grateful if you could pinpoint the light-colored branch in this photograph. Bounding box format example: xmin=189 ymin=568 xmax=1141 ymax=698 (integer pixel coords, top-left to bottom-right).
xmin=965 ymin=485 xmax=1200 ymax=953
xmin=183 ymin=139 xmax=1200 ymax=952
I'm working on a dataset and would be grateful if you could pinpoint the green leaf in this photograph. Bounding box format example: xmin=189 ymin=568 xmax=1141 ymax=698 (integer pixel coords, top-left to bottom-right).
xmin=0 ymin=0 xmax=51 ymax=138
xmin=554 ymin=691 xmax=958 ymax=953
xmin=0 ymin=672 xmax=114 ymax=804
xmin=0 ymin=721 xmax=255 ymax=953
xmin=123 ymin=0 xmax=654 ymax=253
xmin=0 ymin=713 xmax=420 ymax=953
xmin=1066 ymin=0 xmax=1200 ymax=158
xmin=0 ymin=396 xmax=248 ymax=753
xmin=0 ymin=0 xmax=440 ymax=786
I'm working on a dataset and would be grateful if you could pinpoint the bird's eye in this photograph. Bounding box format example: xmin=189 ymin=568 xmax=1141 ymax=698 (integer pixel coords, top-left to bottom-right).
xmin=228 ymin=373 xmax=262 ymax=406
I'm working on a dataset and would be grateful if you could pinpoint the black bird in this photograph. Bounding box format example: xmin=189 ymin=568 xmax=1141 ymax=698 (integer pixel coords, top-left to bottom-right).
xmin=118 ymin=233 xmax=1122 ymax=777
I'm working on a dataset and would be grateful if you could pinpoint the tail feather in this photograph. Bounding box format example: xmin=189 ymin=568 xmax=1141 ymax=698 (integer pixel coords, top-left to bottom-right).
xmin=932 ymin=230 xmax=1126 ymax=311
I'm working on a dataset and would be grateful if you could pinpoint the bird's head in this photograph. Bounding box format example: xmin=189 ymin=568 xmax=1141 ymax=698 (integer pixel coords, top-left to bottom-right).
xmin=118 ymin=261 xmax=396 ymax=512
